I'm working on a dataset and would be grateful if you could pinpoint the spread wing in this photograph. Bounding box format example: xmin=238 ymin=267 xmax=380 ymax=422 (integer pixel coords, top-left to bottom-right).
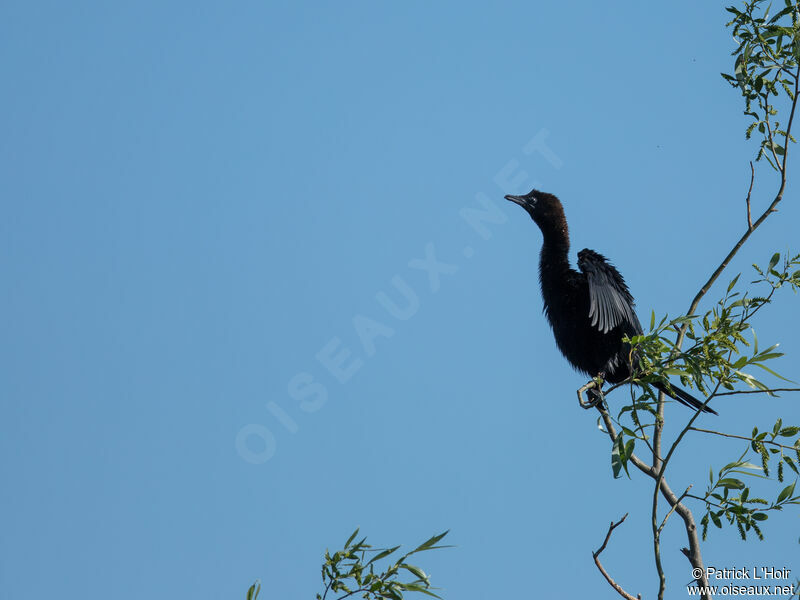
xmin=577 ymin=249 xmax=639 ymax=334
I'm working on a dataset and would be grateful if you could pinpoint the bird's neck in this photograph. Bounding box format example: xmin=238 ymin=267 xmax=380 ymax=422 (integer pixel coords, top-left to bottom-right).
xmin=538 ymin=237 xmax=574 ymax=302
xmin=533 ymin=206 xmax=575 ymax=316
xmin=539 ymin=235 xmax=571 ymax=273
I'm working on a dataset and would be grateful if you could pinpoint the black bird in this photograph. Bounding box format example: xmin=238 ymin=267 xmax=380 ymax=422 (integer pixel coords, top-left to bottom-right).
xmin=505 ymin=189 xmax=716 ymax=415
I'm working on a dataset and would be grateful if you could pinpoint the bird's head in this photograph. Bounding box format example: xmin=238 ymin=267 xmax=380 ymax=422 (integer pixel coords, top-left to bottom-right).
xmin=504 ymin=189 xmax=566 ymax=235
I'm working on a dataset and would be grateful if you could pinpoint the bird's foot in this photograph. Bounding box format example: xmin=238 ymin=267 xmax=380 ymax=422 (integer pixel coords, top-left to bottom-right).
xmin=577 ymin=375 xmax=606 ymax=409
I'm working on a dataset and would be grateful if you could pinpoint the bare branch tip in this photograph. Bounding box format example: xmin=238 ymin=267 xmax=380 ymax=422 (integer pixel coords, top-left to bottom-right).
xmin=593 ymin=512 xmax=641 ymax=600
xmin=746 ymin=161 xmax=755 ymax=230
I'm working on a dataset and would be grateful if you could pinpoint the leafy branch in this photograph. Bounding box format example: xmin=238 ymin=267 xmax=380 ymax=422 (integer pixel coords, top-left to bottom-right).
xmin=722 ymin=0 xmax=800 ymax=171
xmin=318 ymin=529 xmax=450 ymax=600
xmin=246 ymin=530 xmax=450 ymax=600
xmin=698 ymin=439 xmax=800 ymax=542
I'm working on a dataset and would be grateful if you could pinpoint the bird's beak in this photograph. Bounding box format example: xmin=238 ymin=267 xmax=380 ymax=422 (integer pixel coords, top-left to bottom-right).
xmin=505 ymin=194 xmax=534 ymax=209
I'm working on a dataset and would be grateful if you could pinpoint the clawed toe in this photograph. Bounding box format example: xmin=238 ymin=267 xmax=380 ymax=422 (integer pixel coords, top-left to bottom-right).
xmin=577 ymin=376 xmax=605 ymax=409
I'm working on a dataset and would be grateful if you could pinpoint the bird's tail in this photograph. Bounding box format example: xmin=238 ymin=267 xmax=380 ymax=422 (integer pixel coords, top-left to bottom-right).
xmin=652 ymin=381 xmax=718 ymax=415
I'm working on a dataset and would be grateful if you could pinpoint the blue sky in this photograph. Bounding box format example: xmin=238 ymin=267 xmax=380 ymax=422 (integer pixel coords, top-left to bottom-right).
xmin=2 ymin=1 xmax=799 ymax=598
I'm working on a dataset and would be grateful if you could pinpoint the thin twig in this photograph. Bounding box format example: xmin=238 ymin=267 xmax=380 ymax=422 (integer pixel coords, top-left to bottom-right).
xmin=764 ymin=68 xmax=785 ymax=170
xmin=746 ymin=161 xmax=755 ymax=230
xmin=764 ymin=106 xmax=783 ymax=173
xmin=654 ymin=390 xmax=664 ymax=473
xmin=685 ymin=493 xmax=725 ymax=509
xmin=781 ymin=64 xmax=800 ymax=174
xmin=681 ymin=185 xmax=785 ymax=333
xmin=689 ymin=426 xmax=800 ymax=451
xmin=321 ymin=579 xmax=333 ymax=600
xmin=659 ymin=485 xmax=692 ymax=535
xmin=713 ymin=387 xmax=800 ymax=397
xmin=592 ymin=513 xmax=642 ymax=600
xmin=653 ymin=487 xmax=666 ymax=599
xmin=629 ymin=384 xmax=656 ymax=456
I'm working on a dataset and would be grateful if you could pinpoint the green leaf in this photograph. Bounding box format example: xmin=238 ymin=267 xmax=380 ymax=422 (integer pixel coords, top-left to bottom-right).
xmin=769 ymin=5 xmax=794 ymax=22
xmin=768 ymin=252 xmax=781 ymax=271
xmin=399 ymin=583 xmax=439 ymax=597
xmin=755 ymin=351 xmax=785 ymax=361
xmin=611 ymin=435 xmax=625 ymax=479
xmin=410 ymin=531 xmax=449 ymax=554
xmin=732 ymin=462 xmax=763 ymax=471
xmin=410 ymin=589 xmax=442 ymax=599
xmin=729 ymin=468 xmax=769 ymax=479
xmin=625 ymin=438 xmax=636 ymax=464
xmin=345 ymin=528 xmax=360 ymax=549
xmin=400 ymin=564 xmax=428 ymax=582
xmin=752 ymin=361 xmax=794 ymax=381
xmin=384 ymin=585 xmax=403 ymax=600
xmin=784 ymin=455 xmax=799 ymax=474
xmin=367 ymin=546 xmax=401 ymax=566
xmin=247 ymin=581 xmax=261 ymax=600
xmin=718 ymin=478 xmax=746 ymax=489
xmin=776 ymin=481 xmax=796 ymax=503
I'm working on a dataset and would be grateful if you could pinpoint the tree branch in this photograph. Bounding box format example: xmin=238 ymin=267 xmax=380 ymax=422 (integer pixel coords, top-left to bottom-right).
xmin=594 ymin=404 xmax=712 ymax=598
xmin=713 ymin=387 xmax=800 ymax=397
xmin=677 ymin=62 xmax=800 ymax=350
xmin=585 ymin=23 xmax=799 ymax=600
xmin=689 ymin=426 xmax=800 ymax=451
xmin=659 ymin=485 xmax=692 ymax=535
xmin=780 ymin=64 xmax=800 ymax=174
xmin=746 ymin=161 xmax=755 ymax=230
xmin=763 ymin=107 xmax=783 ymax=172
xmin=592 ymin=513 xmax=642 ymax=600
